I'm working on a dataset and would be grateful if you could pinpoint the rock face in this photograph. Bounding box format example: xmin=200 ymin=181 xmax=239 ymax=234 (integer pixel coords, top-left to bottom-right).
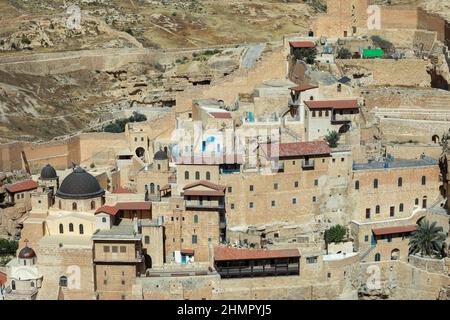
xmin=438 ymin=286 xmax=450 ymax=300
xmin=0 ymin=170 xmax=31 ymax=240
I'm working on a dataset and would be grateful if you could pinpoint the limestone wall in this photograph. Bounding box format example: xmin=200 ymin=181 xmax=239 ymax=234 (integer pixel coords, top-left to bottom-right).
xmin=0 ymin=132 xmax=127 ymax=172
xmin=336 ymin=59 xmax=431 ymax=87
xmin=175 ymin=47 xmax=286 ymax=115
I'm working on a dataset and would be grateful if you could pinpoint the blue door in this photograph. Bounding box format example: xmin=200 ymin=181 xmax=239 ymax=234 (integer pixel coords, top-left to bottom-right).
xmin=371 ymin=235 xmax=377 ymax=246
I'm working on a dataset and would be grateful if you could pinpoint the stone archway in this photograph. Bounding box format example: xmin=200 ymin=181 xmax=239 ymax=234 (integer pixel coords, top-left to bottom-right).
xmin=432 ymin=135 xmax=440 ymax=144
xmin=144 ymin=254 xmax=152 ymax=269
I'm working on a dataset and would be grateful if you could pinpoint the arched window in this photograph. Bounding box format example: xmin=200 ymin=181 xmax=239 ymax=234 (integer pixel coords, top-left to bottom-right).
xmin=399 ymin=203 xmax=404 ymax=212
xmin=206 ymin=172 xmax=211 ymax=181
xmin=79 ymin=224 xmax=84 ymax=235
xmin=185 ymin=171 xmax=189 ymax=180
xmin=150 ymin=183 xmax=155 ymax=194
xmin=91 ymin=201 xmax=96 ymax=210
xmin=69 ymin=223 xmax=74 ymax=232
xmin=374 ymin=253 xmax=381 ymax=262
xmin=59 ymin=276 xmax=68 ymax=287
xmin=11 ymin=280 xmax=15 ymax=290
xmin=355 ymin=180 xmax=359 ymax=190
xmin=31 ymin=281 xmax=35 ymax=288
xmin=373 ymin=179 xmax=378 ymax=189
xmin=398 ymin=177 xmax=403 ymax=187
xmin=157 ymin=164 xmax=161 ymax=171
xmin=195 ymin=171 xmax=200 ymax=180
xmin=375 ymin=205 xmax=380 ymax=214
xmin=391 ymin=249 xmax=400 ymax=261
xmin=194 ymin=215 xmax=199 ymax=224
xmin=72 ymin=202 xmax=77 ymax=211
xmin=59 ymin=224 xmax=64 ymax=234
xmin=145 ymin=236 xmax=150 ymax=244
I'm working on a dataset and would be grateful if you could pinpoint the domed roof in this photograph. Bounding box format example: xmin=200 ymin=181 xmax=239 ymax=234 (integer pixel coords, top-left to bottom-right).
xmin=18 ymin=246 xmax=36 ymax=259
xmin=40 ymin=164 xmax=58 ymax=180
xmin=56 ymin=167 xmax=105 ymax=200
xmin=154 ymin=150 xmax=168 ymax=160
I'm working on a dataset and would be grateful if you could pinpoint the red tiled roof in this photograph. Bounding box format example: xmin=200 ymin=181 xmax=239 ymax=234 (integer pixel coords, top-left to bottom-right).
xmin=304 ymin=99 xmax=359 ymax=110
xmin=95 ymin=202 xmax=151 ymax=216
xmin=289 ymin=84 xmax=318 ymax=92
xmin=210 ymin=112 xmax=232 ymax=119
xmin=112 ymin=187 xmax=135 ymax=194
xmin=183 ymin=180 xmax=225 ymax=192
xmin=0 ymin=271 xmax=6 ymax=286
xmin=160 ymin=184 xmax=171 ymax=192
xmin=177 ymin=154 xmax=244 ymax=165
xmin=214 ymin=246 xmax=300 ymax=262
xmin=289 ymin=41 xmax=316 ymax=48
xmin=372 ymin=225 xmax=418 ymax=236
xmin=181 ymin=249 xmax=195 ymax=255
xmin=95 ymin=205 xmax=119 ymax=216
xmin=260 ymin=141 xmax=331 ymax=159
xmin=5 ymin=180 xmax=38 ymax=194
xmin=183 ymin=180 xmax=226 ymax=197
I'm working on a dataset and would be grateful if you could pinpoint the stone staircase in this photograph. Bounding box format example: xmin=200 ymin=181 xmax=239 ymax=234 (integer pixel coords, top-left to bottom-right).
xmin=360 ymin=245 xmax=376 ymax=262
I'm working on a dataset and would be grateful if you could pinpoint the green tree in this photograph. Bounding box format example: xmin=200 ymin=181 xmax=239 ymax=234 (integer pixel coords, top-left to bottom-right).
xmin=337 ymin=47 xmax=352 ymax=59
xmin=370 ymin=35 xmax=394 ymax=54
xmin=293 ymin=47 xmax=317 ymax=64
xmin=409 ymin=220 xmax=446 ymax=258
xmin=325 ymin=131 xmax=340 ymax=148
xmin=324 ymin=225 xmax=347 ymax=244
xmin=0 ymin=239 xmax=18 ymax=255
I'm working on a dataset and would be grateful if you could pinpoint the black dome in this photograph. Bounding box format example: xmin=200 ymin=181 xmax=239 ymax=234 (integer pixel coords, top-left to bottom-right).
xmin=154 ymin=150 xmax=168 ymax=160
xmin=40 ymin=164 xmax=58 ymax=180
xmin=56 ymin=167 xmax=105 ymax=200
xmin=18 ymin=246 xmax=36 ymax=259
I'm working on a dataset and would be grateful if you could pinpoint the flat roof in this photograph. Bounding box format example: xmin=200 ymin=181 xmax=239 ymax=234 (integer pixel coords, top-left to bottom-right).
xmin=260 ymin=141 xmax=331 ymax=159
xmin=353 ymin=157 xmax=438 ymax=171
xmin=304 ymin=99 xmax=359 ymax=110
xmin=92 ymin=222 xmax=141 ymax=240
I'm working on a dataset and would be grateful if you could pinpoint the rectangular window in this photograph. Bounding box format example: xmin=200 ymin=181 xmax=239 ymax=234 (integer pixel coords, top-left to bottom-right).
xmin=292 ymin=161 xmax=296 ymax=165
xmin=312 ymin=196 xmax=317 ymax=203
xmin=230 ymin=203 xmax=235 ymax=209
xmin=249 ymin=185 xmax=254 ymax=192
xmin=314 ymin=179 xmax=318 ymax=186
xmin=292 ymin=198 xmax=297 ymax=205
xmin=249 ymin=202 xmax=253 ymax=208
xmin=192 ymin=235 xmax=198 ymax=244
xmin=120 ymin=246 xmax=126 ymax=253
xmin=364 ymin=235 xmax=369 ymax=242
xmin=399 ymin=203 xmax=404 ymax=212
xmin=271 ymin=200 xmax=276 ymax=207
xmin=103 ymin=246 xmax=110 ymax=253
xmin=306 ymin=256 xmax=318 ymax=264
xmin=365 ymin=209 xmax=371 ymax=219
xmin=228 ymin=187 xmax=232 ymax=193
xmin=112 ymin=246 xmax=118 ymax=253
xmin=294 ymin=181 xmax=299 ymax=188
xmin=274 ymin=183 xmax=278 ymax=190
xmin=390 ymin=206 xmax=395 ymax=217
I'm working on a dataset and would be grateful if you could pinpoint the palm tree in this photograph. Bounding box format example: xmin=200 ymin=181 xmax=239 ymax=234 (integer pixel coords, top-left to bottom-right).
xmin=409 ymin=220 xmax=446 ymax=258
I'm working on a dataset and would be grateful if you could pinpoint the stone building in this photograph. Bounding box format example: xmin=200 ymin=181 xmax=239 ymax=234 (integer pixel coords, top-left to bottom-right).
xmin=4 ymin=243 xmax=43 ymax=300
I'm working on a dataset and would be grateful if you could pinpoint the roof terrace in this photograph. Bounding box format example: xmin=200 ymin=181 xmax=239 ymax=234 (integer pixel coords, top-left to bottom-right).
xmin=353 ymin=157 xmax=438 ymax=171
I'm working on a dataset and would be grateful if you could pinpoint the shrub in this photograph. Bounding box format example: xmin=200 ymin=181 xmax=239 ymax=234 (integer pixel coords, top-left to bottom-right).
xmin=21 ymin=35 xmax=31 ymax=45
xmin=103 ymin=112 xmax=147 ymax=133
xmin=370 ymin=35 xmax=394 ymax=54
xmin=324 ymin=225 xmax=347 ymax=244
xmin=337 ymin=47 xmax=352 ymax=59
xmin=0 ymin=239 xmax=18 ymax=256
xmin=325 ymin=131 xmax=340 ymax=148
xmin=292 ymin=47 xmax=317 ymax=64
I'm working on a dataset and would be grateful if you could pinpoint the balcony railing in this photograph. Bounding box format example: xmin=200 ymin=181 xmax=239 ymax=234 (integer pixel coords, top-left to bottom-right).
xmin=185 ymin=200 xmax=225 ymax=209
xmin=302 ymin=159 xmax=315 ymax=170
xmin=216 ymin=264 xmax=299 ymax=279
